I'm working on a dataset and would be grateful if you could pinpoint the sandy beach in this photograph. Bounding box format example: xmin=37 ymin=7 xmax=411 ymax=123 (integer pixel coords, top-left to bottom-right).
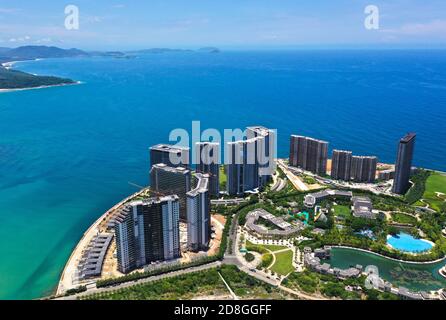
xmin=0 ymin=81 xmax=82 ymax=93
xmin=0 ymin=58 xmax=81 ymax=93
xmin=56 ymin=187 xmax=148 ymax=296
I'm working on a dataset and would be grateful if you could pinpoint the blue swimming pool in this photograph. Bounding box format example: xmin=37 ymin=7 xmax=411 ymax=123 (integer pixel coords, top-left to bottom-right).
xmin=387 ymin=232 xmax=434 ymax=253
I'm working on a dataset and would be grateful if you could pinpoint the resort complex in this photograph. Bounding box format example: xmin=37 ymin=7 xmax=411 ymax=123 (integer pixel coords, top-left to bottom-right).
xmin=55 ymin=127 xmax=446 ymax=301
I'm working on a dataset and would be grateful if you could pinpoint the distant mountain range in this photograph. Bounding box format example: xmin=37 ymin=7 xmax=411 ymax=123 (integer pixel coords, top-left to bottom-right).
xmin=0 ymin=45 xmax=221 ymax=90
xmin=0 ymin=46 xmax=89 ymax=63
xmin=0 ymin=45 xmax=221 ymax=63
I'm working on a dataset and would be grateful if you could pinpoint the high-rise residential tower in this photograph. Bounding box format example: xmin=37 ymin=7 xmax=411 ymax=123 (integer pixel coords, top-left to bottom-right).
xmin=246 ymin=126 xmax=276 ymax=186
xmin=226 ymin=126 xmax=275 ymax=196
xmin=150 ymin=163 xmax=191 ymax=220
xmin=351 ymin=156 xmax=377 ymax=183
xmin=392 ymin=133 xmax=416 ymax=195
xmin=186 ymin=173 xmax=211 ymax=252
xmin=114 ymin=196 xmax=180 ymax=274
xmin=289 ymin=135 xmax=328 ymax=175
xmin=195 ymin=142 xmax=220 ymax=196
xmin=226 ymin=138 xmax=259 ymax=196
xmin=150 ymin=144 xmax=190 ymax=169
xmin=331 ymin=150 xmax=353 ymax=181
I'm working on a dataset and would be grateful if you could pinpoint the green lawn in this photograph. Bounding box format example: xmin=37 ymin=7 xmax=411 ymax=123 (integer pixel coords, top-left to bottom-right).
xmin=270 ymin=249 xmax=294 ymax=276
xmin=219 ymin=165 xmax=227 ymax=190
xmin=262 ymin=244 xmax=288 ymax=252
xmin=422 ymin=172 xmax=446 ymax=212
xmin=245 ymin=241 xmax=286 ymax=253
xmin=391 ymin=212 xmax=417 ymax=225
xmin=333 ymin=205 xmax=351 ymax=219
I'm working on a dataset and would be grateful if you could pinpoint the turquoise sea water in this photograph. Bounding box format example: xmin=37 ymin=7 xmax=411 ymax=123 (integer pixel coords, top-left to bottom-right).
xmin=387 ymin=232 xmax=433 ymax=253
xmin=1 ymin=51 xmax=446 ymax=299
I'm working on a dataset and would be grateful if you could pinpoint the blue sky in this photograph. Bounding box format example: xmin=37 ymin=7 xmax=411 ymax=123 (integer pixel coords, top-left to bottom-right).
xmin=0 ymin=0 xmax=445 ymax=50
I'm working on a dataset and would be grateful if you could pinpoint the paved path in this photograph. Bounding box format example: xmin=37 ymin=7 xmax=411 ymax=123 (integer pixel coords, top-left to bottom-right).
xmin=58 ymin=261 xmax=221 ymax=300
xmin=218 ymin=272 xmax=239 ymax=300
xmin=277 ymin=159 xmax=309 ymax=191
xmin=278 ymin=285 xmax=327 ymax=300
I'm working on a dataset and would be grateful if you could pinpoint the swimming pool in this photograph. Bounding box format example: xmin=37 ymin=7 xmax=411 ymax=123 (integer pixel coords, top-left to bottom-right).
xmin=387 ymin=232 xmax=434 ymax=253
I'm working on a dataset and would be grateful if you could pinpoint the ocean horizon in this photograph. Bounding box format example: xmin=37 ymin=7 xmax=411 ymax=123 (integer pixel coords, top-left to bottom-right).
xmin=0 ymin=50 xmax=445 ymax=299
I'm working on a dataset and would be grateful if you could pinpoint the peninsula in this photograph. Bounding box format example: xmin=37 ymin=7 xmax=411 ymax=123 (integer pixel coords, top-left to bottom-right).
xmin=0 ymin=46 xmax=87 ymax=91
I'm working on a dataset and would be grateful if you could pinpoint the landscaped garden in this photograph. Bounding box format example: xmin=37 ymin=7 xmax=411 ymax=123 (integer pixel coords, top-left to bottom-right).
xmin=390 ymin=212 xmax=418 ymax=225
xmin=270 ymin=249 xmax=295 ymax=275
xmin=282 ymin=270 xmax=399 ymax=300
xmin=333 ymin=204 xmax=351 ymax=219
xmin=219 ymin=165 xmax=227 ymax=190
xmin=416 ymin=172 xmax=446 ymax=212
xmin=244 ymin=241 xmax=294 ymax=275
xmin=83 ymin=265 xmax=289 ymax=300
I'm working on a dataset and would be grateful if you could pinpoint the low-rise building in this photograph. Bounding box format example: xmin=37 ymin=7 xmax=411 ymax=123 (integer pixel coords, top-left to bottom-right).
xmin=245 ymin=208 xmax=304 ymax=239
xmin=398 ymin=287 xmax=423 ymax=300
xmin=352 ymin=196 xmax=376 ymax=219
xmin=304 ymin=189 xmax=353 ymax=208
xmin=303 ymin=248 xmax=362 ymax=280
xmin=77 ymin=233 xmax=113 ymax=280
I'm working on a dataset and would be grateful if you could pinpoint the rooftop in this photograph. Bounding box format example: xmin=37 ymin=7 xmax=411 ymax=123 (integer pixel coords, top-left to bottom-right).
xmin=187 ymin=173 xmax=210 ymax=197
xmin=401 ymin=133 xmax=416 ymax=144
xmin=151 ymin=163 xmax=190 ymax=174
xmin=291 ymin=135 xmax=328 ymax=145
xmin=150 ymin=144 xmax=190 ymax=152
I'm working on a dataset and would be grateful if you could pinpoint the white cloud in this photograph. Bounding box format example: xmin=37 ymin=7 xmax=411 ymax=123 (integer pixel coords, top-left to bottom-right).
xmin=382 ymin=20 xmax=446 ymax=37
xmin=34 ymin=37 xmax=52 ymax=44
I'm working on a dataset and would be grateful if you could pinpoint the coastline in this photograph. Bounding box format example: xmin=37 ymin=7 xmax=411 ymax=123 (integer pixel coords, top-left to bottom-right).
xmin=331 ymin=245 xmax=446 ymax=265
xmin=1 ymin=58 xmax=43 ymax=69
xmin=1 ymin=58 xmax=81 ymax=93
xmin=56 ymin=187 xmax=149 ymax=296
xmin=0 ymin=81 xmax=82 ymax=93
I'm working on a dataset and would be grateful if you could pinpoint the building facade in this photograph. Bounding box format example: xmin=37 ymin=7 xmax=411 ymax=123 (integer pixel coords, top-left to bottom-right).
xmin=186 ymin=173 xmax=211 ymax=251
xmin=226 ymin=138 xmax=259 ymax=196
xmin=392 ymin=133 xmax=416 ymax=195
xmin=150 ymin=144 xmax=190 ymax=169
xmin=246 ymin=126 xmax=276 ymax=186
xmin=331 ymin=150 xmax=352 ymax=181
xmin=289 ymin=135 xmax=328 ymax=175
xmin=351 ymin=156 xmax=377 ymax=183
xmin=195 ymin=142 xmax=220 ymax=196
xmin=226 ymin=126 xmax=275 ymax=196
xmin=150 ymin=163 xmax=191 ymax=220
xmin=114 ymin=196 xmax=180 ymax=274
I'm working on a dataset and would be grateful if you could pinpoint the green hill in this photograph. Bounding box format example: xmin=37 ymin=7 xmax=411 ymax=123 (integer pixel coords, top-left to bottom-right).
xmin=0 ymin=46 xmax=88 ymax=62
xmin=0 ymin=66 xmax=75 ymax=90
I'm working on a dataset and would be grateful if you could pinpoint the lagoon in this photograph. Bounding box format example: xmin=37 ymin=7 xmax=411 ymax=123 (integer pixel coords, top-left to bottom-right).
xmin=327 ymin=247 xmax=446 ymax=291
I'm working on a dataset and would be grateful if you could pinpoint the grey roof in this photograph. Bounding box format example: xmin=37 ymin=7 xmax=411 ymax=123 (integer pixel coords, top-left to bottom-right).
xmin=398 ymin=287 xmax=423 ymax=300
xmin=352 ymin=196 xmax=376 ymax=219
xmin=245 ymin=208 xmax=304 ymax=237
xmin=78 ymin=233 xmax=113 ymax=280
xmin=151 ymin=163 xmax=190 ymax=175
xmin=291 ymin=135 xmax=328 ymax=145
xmin=187 ymin=173 xmax=209 ymax=197
xmin=150 ymin=144 xmax=190 ymax=152
xmin=304 ymin=189 xmax=353 ymax=207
